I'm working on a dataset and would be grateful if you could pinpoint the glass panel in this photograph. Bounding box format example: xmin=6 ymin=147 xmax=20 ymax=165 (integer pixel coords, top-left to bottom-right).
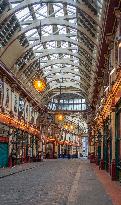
xmin=82 ymin=104 xmax=86 ymax=110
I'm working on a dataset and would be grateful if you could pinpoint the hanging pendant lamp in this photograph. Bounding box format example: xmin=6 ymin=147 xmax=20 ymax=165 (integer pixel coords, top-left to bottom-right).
xmin=55 ymin=81 xmax=64 ymax=122
xmin=33 ymin=78 xmax=46 ymax=93
xmin=33 ymin=57 xmax=46 ymax=93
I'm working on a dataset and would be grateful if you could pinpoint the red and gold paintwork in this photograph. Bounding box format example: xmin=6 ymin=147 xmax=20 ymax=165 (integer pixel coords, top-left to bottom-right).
xmin=0 ymin=112 xmax=40 ymax=136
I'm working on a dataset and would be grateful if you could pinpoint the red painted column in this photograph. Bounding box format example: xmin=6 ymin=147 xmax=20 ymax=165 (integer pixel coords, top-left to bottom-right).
xmin=8 ymin=156 xmax=12 ymax=167
xmin=100 ymin=159 xmax=104 ymax=170
xmin=53 ymin=142 xmax=55 ymax=159
xmin=111 ymin=159 xmax=116 ymax=180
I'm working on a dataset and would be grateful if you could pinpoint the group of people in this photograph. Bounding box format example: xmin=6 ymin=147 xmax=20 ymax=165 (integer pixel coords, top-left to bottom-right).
xmin=62 ymin=152 xmax=70 ymax=159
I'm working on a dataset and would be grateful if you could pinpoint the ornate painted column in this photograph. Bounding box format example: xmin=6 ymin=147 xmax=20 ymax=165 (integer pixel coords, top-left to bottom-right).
xmin=110 ymin=98 xmax=116 ymax=180
xmin=27 ymin=134 xmax=31 ymax=162
xmin=95 ymin=129 xmax=99 ymax=165
xmin=11 ymin=84 xmax=15 ymax=116
xmin=8 ymin=127 xmax=13 ymax=167
xmin=37 ymin=138 xmax=42 ymax=161
xmin=88 ymin=130 xmax=91 ymax=158
xmin=54 ymin=141 xmax=58 ymax=159
xmin=58 ymin=144 xmax=61 ymax=158
xmin=90 ymin=128 xmax=95 ymax=163
xmin=33 ymin=136 xmax=36 ymax=161
xmin=100 ymin=126 xmax=104 ymax=169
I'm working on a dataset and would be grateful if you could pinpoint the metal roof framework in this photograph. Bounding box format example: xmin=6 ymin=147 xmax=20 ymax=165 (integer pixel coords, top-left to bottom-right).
xmin=0 ymin=0 xmax=105 ymax=132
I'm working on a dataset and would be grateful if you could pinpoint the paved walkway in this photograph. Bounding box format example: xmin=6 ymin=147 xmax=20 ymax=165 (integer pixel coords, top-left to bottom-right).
xmin=92 ymin=163 xmax=121 ymax=205
xmin=0 ymin=159 xmax=117 ymax=205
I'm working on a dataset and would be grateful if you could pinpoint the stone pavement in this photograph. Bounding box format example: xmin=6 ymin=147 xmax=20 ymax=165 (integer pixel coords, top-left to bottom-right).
xmin=92 ymin=163 xmax=121 ymax=205
xmin=0 ymin=162 xmax=43 ymax=179
xmin=0 ymin=159 xmax=114 ymax=205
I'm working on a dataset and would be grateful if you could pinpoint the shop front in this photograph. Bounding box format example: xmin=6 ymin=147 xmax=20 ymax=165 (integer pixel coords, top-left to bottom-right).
xmin=0 ymin=123 xmax=9 ymax=168
xmin=0 ymin=137 xmax=9 ymax=168
xmin=0 ymin=121 xmax=40 ymax=168
xmin=10 ymin=128 xmax=40 ymax=166
xmin=46 ymin=142 xmax=54 ymax=159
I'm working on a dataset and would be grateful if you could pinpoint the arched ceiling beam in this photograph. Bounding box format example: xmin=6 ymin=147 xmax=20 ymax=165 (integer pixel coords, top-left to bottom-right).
xmin=43 ymin=75 xmax=90 ymax=91
xmin=1 ymin=0 xmax=100 ymax=26
xmin=41 ymin=91 xmax=89 ymax=105
xmin=16 ymin=48 xmax=95 ymax=77
xmin=11 ymin=35 xmax=95 ymax=68
xmin=34 ymin=47 xmax=95 ymax=62
xmin=21 ymin=18 xmax=97 ymax=44
xmin=42 ymin=83 xmax=88 ymax=101
xmin=43 ymin=68 xmax=90 ymax=84
xmin=33 ymin=58 xmax=95 ymax=75
xmin=0 ymin=16 xmax=98 ymax=57
xmin=22 ymin=67 xmax=90 ymax=93
xmin=41 ymin=86 xmax=88 ymax=100
xmin=17 ymin=59 xmax=93 ymax=85
xmin=47 ymin=92 xmax=88 ymax=102
xmin=25 ymin=75 xmax=90 ymax=97
xmin=23 ymin=59 xmax=95 ymax=84
xmin=45 ymin=75 xmax=89 ymax=90
xmin=20 ymin=15 xmax=76 ymax=26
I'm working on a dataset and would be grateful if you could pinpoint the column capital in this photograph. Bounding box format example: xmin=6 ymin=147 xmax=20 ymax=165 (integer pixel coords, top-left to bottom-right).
xmin=105 ymin=33 xmax=115 ymax=50
xmin=115 ymin=9 xmax=121 ymax=21
xmin=11 ymin=83 xmax=17 ymax=92
xmin=111 ymin=107 xmax=116 ymax=113
xmin=2 ymin=75 xmax=7 ymax=82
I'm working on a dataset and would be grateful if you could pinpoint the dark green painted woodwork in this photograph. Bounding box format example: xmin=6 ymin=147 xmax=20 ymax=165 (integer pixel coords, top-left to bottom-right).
xmin=97 ymin=145 xmax=101 ymax=165
xmin=103 ymin=119 xmax=112 ymax=172
xmin=115 ymin=104 xmax=121 ymax=179
xmin=0 ymin=143 xmax=8 ymax=168
xmin=103 ymin=128 xmax=108 ymax=171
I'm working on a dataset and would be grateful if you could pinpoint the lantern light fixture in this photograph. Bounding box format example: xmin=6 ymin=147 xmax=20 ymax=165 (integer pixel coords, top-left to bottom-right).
xmin=70 ymin=124 xmax=74 ymax=130
xmin=33 ymin=57 xmax=46 ymax=92
xmin=64 ymin=124 xmax=68 ymax=130
xmin=33 ymin=78 xmax=46 ymax=93
xmin=119 ymin=42 xmax=121 ymax=48
xmin=57 ymin=113 xmax=64 ymax=121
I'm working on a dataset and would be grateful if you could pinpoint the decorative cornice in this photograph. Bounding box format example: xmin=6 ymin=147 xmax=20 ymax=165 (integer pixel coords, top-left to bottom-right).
xmin=96 ymin=66 xmax=121 ymax=125
xmin=0 ymin=112 xmax=40 ymax=136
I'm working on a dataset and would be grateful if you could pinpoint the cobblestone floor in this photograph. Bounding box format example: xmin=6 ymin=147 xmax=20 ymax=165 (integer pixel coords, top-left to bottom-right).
xmin=0 ymin=159 xmax=113 ymax=205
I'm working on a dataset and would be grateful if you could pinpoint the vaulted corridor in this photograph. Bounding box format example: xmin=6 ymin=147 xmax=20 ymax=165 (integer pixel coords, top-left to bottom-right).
xmin=0 ymin=0 xmax=121 ymax=204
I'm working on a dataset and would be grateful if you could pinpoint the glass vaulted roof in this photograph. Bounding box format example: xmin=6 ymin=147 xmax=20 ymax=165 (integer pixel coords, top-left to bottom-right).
xmin=0 ymin=0 xmax=104 ymax=104
xmin=0 ymin=0 xmax=105 ymax=134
